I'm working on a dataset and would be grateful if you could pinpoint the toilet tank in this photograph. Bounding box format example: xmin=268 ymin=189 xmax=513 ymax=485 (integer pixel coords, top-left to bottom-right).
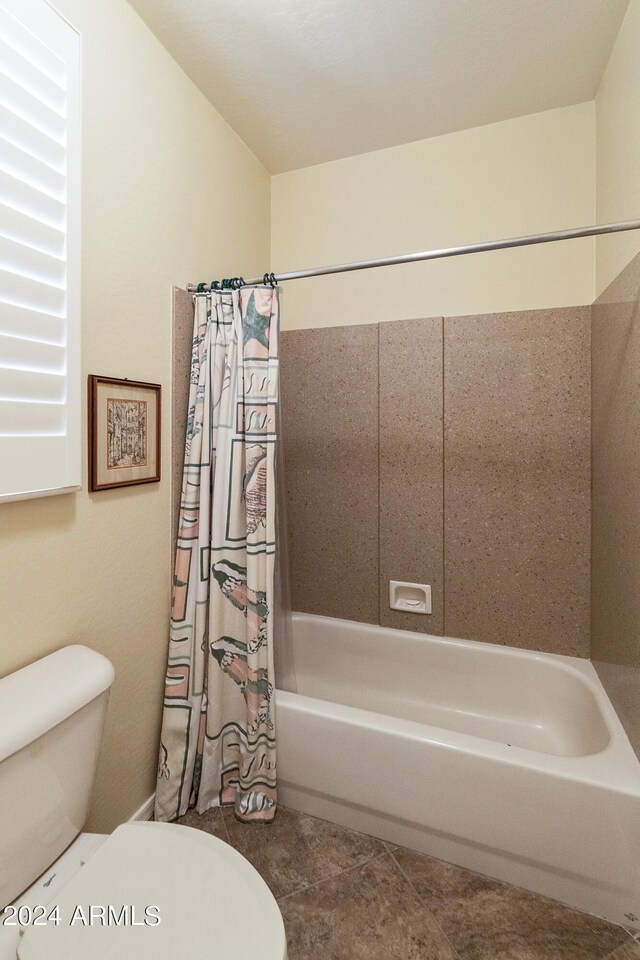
xmin=0 ymin=646 xmax=115 ymax=909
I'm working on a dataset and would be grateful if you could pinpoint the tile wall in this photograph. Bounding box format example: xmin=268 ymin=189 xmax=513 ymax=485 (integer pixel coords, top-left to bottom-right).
xmin=443 ymin=309 xmax=590 ymax=655
xmin=281 ymin=307 xmax=591 ymax=657
xmin=591 ymin=250 xmax=640 ymax=756
xmin=279 ymin=326 xmax=379 ymax=623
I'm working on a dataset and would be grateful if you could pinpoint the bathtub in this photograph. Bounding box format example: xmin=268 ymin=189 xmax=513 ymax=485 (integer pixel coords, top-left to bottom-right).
xmin=276 ymin=613 xmax=640 ymax=926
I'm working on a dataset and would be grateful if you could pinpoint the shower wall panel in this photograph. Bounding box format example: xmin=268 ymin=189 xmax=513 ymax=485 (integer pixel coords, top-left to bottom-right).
xmin=444 ymin=308 xmax=591 ymax=656
xmin=592 ymin=250 xmax=640 ymax=757
xmin=280 ymin=325 xmax=380 ymax=623
xmin=280 ymin=307 xmax=591 ymax=657
xmin=378 ymin=317 xmax=444 ymax=634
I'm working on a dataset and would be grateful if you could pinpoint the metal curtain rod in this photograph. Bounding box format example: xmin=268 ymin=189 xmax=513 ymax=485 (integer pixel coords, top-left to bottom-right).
xmin=186 ymin=217 xmax=640 ymax=292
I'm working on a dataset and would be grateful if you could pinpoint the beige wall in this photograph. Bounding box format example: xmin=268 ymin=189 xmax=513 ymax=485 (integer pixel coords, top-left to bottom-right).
xmin=0 ymin=0 xmax=270 ymax=832
xmin=596 ymin=0 xmax=640 ymax=295
xmin=272 ymin=103 xmax=596 ymax=330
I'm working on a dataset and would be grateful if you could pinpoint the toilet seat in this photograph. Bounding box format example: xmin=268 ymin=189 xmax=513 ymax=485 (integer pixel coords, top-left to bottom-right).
xmin=17 ymin=821 xmax=287 ymax=960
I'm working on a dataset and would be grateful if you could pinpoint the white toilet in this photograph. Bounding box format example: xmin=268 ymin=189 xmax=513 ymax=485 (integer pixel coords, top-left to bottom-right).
xmin=0 ymin=646 xmax=287 ymax=959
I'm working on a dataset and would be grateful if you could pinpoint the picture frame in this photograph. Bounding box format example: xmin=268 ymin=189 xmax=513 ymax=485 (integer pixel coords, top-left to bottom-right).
xmin=88 ymin=375 xmax=161 ymax=491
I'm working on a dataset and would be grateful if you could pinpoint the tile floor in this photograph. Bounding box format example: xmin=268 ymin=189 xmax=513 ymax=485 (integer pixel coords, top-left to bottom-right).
xmin=177 ymin=804 xmax=640 ymax=960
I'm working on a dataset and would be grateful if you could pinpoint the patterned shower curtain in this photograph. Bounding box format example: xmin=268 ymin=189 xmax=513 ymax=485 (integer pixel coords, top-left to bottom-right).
xmin=155 ymin=286 xmax=280 ymax=824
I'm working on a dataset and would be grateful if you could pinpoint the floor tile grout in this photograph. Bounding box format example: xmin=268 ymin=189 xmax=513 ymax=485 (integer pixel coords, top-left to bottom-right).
xmin=185 ymin=806 xmax=635 ymax=959
xmin=222 ymin=802 xmax=392 ymax=903
xmin=219 ymin=810 xmax=231 ymax=843
xmin=601 ymin=932 xmax=640 ymax=959
xmin=387 ymin=848 xmax=463 ymax=960
xmin=388 ymin=843 xmax=636 ymax=946
xmin=276 ymin=849 xmax=390 ymax=905
xmin=387 ymin=848 xmax=637 ymax=960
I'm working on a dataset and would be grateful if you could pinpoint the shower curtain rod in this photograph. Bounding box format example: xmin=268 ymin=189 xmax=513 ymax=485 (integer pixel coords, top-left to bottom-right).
xmin=186 ymin=217 xmax=640 ymax=292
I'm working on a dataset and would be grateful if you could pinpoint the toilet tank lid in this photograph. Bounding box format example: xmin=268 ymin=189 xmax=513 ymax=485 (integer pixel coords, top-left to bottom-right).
xmin=0 ymin=646 xmax=115 ymax=763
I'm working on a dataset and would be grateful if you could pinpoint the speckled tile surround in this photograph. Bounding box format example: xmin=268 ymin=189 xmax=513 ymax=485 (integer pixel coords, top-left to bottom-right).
xmin=593 ymin=660 xmax=640 ymax=761
xmin=443 ymin=307 xmax=591 ymax=655
xmin=280 ymin=325 xmax=379 ymax=623
xmin=177 ymin=804 xmax=638 ymax=960
xmin=280 ymin=307 xmax=591 ymax=655
xmin=591 ymin=249 xmax=640 ymax=757
xmin=379 ymin=317 xmax=444 ymax=634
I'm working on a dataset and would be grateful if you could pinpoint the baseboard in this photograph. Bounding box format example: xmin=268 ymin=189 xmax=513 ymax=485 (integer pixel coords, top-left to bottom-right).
xmin=129 ymin=794 xmax=155 ymax=822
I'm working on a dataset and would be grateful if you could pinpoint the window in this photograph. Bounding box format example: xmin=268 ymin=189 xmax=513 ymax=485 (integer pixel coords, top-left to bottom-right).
xmin=0 ymin=0 xmax=80 ymax=502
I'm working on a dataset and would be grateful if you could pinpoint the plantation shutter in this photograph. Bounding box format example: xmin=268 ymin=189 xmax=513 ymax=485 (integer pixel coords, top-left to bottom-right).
xmin=0 ymin=0 xmax=80 ymax=502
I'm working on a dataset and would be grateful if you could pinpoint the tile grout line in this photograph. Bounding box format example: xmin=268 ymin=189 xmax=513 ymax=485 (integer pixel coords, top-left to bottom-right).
xmin=387 ymin=848 xmax=463 ymax=960
xmin=218 ymin=809 xmax=232 ymax=844
xmin=198 ymin=810 xmax=635 ymax=959
xmin=387 ymin=848 xmax=635 ymax=960
xmin=601 ymin=931 xmax=640 ymax=960
xmin=276 ymin=849 xmax=390 ymax=905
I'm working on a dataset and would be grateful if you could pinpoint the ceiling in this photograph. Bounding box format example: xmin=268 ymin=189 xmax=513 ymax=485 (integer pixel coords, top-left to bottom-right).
xmin=128 ymin=0 xmax=630 ymax=174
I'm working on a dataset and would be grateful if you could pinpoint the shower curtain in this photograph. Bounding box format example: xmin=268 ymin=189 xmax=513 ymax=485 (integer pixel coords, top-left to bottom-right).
xmin=155 ymin=286 xmax=280 ymax=824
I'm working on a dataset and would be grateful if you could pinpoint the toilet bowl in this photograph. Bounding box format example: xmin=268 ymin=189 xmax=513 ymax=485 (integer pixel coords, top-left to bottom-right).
xmin=0 ymin=646 xmax=287 ymax=960
xmin=10 ymin=821 xmax=286 ymax=960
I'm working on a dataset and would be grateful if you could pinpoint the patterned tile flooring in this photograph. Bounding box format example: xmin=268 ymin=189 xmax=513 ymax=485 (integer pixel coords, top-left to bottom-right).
xmin=177 ymin=805 xmax=640 ymax=960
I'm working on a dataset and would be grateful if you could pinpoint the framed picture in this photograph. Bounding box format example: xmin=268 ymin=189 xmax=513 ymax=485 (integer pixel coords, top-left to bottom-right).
xmin=88 ymin=376 xmax=161 ymax=491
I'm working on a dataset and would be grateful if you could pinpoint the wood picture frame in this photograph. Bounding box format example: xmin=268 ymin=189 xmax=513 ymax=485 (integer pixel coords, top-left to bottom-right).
xmin=88 ymin=375 xmax=161 ymax=491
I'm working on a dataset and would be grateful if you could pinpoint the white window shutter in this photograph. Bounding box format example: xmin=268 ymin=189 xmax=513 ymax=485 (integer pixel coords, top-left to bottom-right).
xmin=0 ymin=0 xmax=80 ymax=502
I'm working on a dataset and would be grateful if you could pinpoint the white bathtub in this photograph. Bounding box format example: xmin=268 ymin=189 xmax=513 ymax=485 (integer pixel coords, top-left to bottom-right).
xmin=276 ymin=613 xmax=640 ymax=926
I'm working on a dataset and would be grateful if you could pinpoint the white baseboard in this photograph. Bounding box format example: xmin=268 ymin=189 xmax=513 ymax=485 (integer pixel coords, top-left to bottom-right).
xmin=129 ymin=794 xmax=155 ymax=822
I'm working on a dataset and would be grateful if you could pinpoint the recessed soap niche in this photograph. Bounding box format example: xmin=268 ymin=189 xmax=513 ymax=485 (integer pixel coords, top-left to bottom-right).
xmin=389 ymin=581 xmax=432 ymax=614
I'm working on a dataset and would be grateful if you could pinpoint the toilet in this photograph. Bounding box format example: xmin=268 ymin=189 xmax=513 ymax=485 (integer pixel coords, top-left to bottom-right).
xmin=0 ymin=646 xmax=287 ymax=960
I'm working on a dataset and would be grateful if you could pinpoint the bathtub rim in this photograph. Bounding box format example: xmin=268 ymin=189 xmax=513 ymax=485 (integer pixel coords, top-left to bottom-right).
xmin=281 ymin=612 xmax=640 ymax=793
